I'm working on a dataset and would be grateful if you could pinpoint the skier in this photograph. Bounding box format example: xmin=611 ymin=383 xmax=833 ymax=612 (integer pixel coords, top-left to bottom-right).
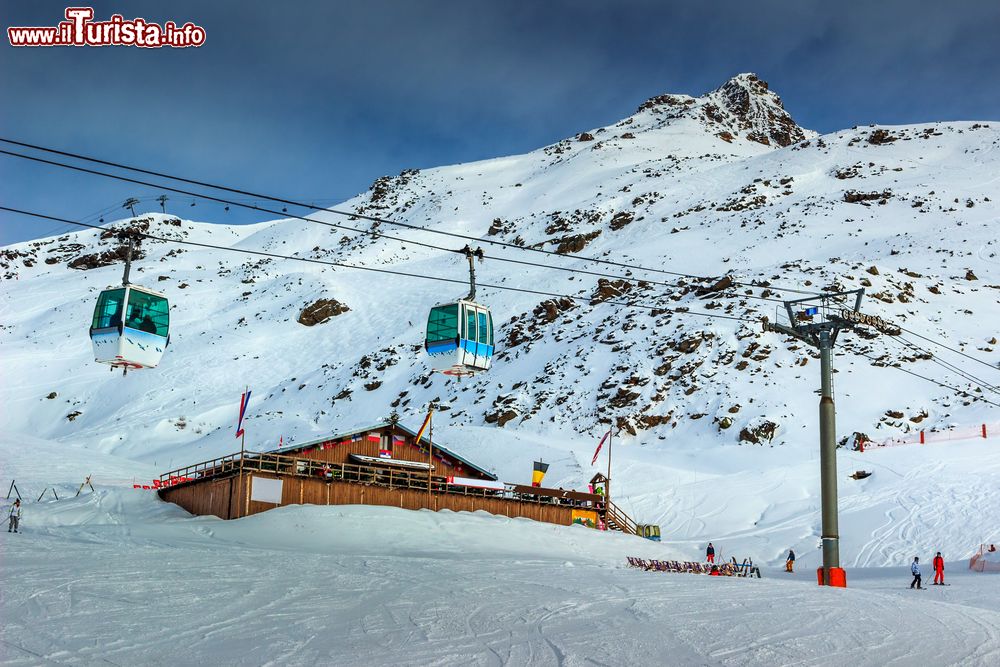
xmin=786 ymin=549 xmax=796 ymax=573
xmin=910 ymin=556 xmax=922 ymax=589
xmin=8 ymin=499 xmax=21 ymax=533
xmin=709 ymin=565 xmax=721 ymax=576
xmin=933 ymin=552 xmax=945 ymax=585
xmin=706 ymin=542 xmax=715 ymax=563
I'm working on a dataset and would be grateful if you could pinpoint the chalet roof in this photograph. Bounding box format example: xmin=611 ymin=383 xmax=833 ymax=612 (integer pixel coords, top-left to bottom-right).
xmin=272 ymin=421 xmax=498 ymax=481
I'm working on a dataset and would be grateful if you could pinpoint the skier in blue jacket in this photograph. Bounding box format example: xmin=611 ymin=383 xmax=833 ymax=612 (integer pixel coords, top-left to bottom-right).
xmin=910 ymin=556 xmax=922 ymax=589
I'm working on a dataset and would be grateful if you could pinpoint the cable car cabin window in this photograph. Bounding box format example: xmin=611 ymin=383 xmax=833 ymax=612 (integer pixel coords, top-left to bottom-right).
xmin=465 ymin=307 xmax=477 ymax=341
xmin=487 ymin=311 xmax=494 ymax=346
xmin=477 ymin=311 xmax=490 ymax=345
xmin=124 ymin=290 xmax=169 ymax=336
xmin=91 ymin=288 xmax=126 ymax=330
xmin=426 ymin=304 xmax=459 ymax=343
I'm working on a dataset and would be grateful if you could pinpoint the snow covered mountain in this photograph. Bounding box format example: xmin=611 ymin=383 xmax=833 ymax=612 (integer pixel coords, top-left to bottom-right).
xmin=2 ymin=73 xmax=999 ymax=565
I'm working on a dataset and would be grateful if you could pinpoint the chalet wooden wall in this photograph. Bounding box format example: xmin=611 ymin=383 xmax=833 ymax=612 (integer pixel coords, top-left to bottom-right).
xmin=161 ymin=472 xmax=575 ymax=526
xmin=160 ymin=476 xmax=237 ymax=520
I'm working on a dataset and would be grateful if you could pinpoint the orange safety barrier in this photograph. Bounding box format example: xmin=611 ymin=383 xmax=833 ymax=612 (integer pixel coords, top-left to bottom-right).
xmin=134 ymin=476 xmax=195 ymax=490
xmin=868 ymin=422 xmax=999 ymax=450
xmin=969 ymin=545 xmax=1000 ymax=572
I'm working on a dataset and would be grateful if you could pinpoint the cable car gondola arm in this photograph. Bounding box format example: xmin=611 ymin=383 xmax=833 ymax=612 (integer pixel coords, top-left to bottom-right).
xmin=121 ymin=236 xmax=134 ymax=286
xmin=462 ymin=245 xmax=484 ymax=302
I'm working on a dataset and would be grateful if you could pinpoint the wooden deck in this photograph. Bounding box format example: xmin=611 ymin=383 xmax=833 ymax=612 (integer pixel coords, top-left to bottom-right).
xmin=156 ymin=450 xmax=635 ymax=532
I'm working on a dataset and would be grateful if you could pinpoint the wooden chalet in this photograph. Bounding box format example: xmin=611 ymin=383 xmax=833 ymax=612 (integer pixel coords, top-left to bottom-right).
xmin=158 ymin=421 xmax=638 ymax=534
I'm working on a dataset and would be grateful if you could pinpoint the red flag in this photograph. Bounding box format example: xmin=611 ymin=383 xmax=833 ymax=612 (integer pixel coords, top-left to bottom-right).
xmin=591 ymin=429 xmax=611 ymax=466
xmin=235 ymin=389 xmax=251 ymax=439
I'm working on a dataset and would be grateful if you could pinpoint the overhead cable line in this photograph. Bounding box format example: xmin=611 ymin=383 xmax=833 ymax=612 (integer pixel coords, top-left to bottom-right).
xmin=883 ymin=333 xmax=1000 ymax=396
xmin=0 ymin=137 xmax=824 ymax=297
xmin=849 ymin=348 xmax=1000 ymax=409
xmin=895 ymin=324 xmax=1000 ymax=374
xmin=0 ymin=147 xmax=791 ymax=307
xmin=0 ymin=205 xmax=758 ymax=324
xmin=6 ymin=205 xmax=994 ymax=408
xmin=7 ymin=141 xmax=991 ymax=378
xmin=827 ymin=292 xmax=1000 ymax=375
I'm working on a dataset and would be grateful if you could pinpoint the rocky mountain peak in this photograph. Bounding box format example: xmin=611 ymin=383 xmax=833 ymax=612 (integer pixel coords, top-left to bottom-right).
xmin=707 ymin=73 xmax=806 ymax=147
xmin=635 ymin=72 xmax=809 ymax=148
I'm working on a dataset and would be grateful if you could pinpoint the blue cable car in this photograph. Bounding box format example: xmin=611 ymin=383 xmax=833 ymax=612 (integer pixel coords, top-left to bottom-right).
xmin=424 ymin=246 xmax=495 ymax=377
xmin=89 ymin=235 xmax=169 ymax=375
xmin=425 ymin=300 xmax=494 ymax=376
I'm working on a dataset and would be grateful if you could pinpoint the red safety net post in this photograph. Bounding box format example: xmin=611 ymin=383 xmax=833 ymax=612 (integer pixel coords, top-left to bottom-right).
xmin=983 ymin=424 xmax=988 ymax=439
xmin=920 ymin=431 xmax=925 ymax=444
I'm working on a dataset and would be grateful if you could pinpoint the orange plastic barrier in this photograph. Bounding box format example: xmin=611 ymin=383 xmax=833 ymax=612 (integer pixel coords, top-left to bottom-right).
xmin=872 ymin=422 xmax=999 ymax=450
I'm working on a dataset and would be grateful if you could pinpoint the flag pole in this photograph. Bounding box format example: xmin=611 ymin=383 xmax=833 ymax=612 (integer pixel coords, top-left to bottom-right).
xmin=240 ymin=385 xmax=247 ymax=459
xmin=238 ymin=385 xmax=247 ymax=518
xmin=427 ymin=406 xmax=434 ymax=503
xmin=606 ymin=422 xmax=612 ymax=505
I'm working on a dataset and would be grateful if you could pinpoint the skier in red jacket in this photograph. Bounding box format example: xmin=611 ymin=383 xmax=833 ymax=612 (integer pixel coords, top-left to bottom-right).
xmin=933 ymin=552 xmax=945 ymax=585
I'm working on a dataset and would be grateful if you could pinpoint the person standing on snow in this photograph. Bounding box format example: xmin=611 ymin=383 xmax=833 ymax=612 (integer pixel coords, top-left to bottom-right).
xmin=786 ymin=549 xmax=796 ymax=573
xmin=933 ymin=552 xmax=945 ymax=585
xmin=706 ymin=542 xmax=715 ymax=563
xmin=910 ymin=556 xmax=923 ymax=589
xmin=8 ymin=499 xmax=21 ymax=533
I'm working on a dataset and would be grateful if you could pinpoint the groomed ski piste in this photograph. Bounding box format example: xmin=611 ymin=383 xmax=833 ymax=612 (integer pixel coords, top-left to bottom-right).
xmin=1 ymin=432 xmax=999 ymax=665
xmin=2 ymin=74 xmax=1000 ymax=665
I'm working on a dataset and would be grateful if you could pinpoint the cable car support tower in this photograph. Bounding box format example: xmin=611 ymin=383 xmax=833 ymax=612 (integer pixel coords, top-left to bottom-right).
xmin=764 ymin=288 xmax=865 ymax=587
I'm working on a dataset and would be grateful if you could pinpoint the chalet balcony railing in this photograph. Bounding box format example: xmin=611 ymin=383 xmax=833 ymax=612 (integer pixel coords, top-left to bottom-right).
xmin=158 ymin=451 xmax=603 ymax=511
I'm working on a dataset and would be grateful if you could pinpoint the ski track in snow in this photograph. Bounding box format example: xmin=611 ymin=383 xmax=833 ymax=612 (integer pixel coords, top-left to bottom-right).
xmin=1 ymin=431 xmax=999 ymax=667
xmin=3 ymin=506 xmax=1000 ymax=667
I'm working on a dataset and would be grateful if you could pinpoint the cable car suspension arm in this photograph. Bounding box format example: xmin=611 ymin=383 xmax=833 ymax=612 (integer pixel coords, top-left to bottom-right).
xmin=462 ymin=245 xmax=484 ymax=301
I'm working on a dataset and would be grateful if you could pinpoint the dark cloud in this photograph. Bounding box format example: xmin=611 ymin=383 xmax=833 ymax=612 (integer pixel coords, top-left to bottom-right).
xmin=2 ymin=0 xmax=998 ymax=243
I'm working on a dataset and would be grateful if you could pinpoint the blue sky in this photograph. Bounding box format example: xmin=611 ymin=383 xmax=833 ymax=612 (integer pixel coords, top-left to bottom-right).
xmin=2 ymin=0 xmax=998 ymax=244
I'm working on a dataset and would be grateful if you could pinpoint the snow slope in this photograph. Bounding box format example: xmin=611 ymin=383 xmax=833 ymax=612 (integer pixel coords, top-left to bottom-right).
xmin=2 ymin=434 xmax=999 ymax=666
xmin=3 ymin=72 xmax=1000 ymax=666
xmin=1 ymin=73 xmax=998 ymax=566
